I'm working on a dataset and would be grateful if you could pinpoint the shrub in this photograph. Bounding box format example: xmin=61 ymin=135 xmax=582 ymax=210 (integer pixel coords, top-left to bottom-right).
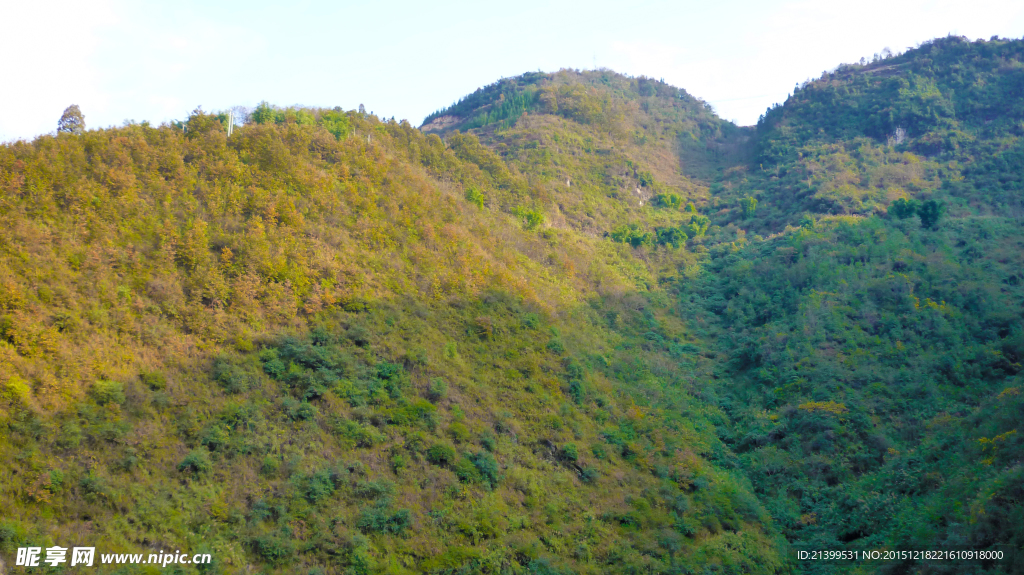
xmin=653 ymin=193 xmax=682 ymax=209
xmin=546 ymin=338 xmax=565 ymax=354
xmin=480 ymin=433 xmax=496 ymax=452
xmin=259 ymin=349 xmax=286 ymax=379
xmin=522 ymin=313 xmax=540 ymax=329
xmin=91 ymin=380 xmax=125 ymax=405
xmin=79 ymin=472 xmax=112 ymax=502
xmin=140 ymin=371 xmax=166 ymax=390
xmin=512 ymin=206 xmax=545 ymax=230
xmin=200 ymin=425 xmax=229 ymax=451
xmin=357 ymin=502 xmax=411 ymax=535
xmin=377 ymin=362 xmax=406 ymax=383
xmin=448 ymin=422 xmax=471 ymax=443
xmin=610 ymin=224 xmax=654 ymax=248
xmin=391 ymin=398 xmax=438 ymax=430
xmin=426 ymin=443 xmax=457 ymax=466
xmin=569 ymin=380 xmax=585 ymax=404
xmin=306 ymin=470 xmax=335 ymax=503
xmin=213 ymin=359 xmax=258 ymax=394
xmin=260 ymin=456 xmax=280 ymax=476
xmin=283 ymin=398 xmax=317 ymax=421
xmin=0 ymin=521 xmax=19 ymax=550
xmin=354 ymin=479 xmax=394 ymax=500
xmin=470 ymin=451 xmax=500 ymax=487
xmin=562 ymin=443 xmax=579 ymax=462
xmin=527 ymin=558 xmax=574 ymax=575
xmin=249 ymin=534 xmax=294 ymax=565
xmin=56 ymin=422 xmax=83 ymax=450
xmin=428 ymin=378 xmax=448 ymax=401
xmin=390 ymin=453 xmax=406 ymax=473
xmin=637 ymin=170 xmax=656 ymax=187
xmin=465 ymin=187 xmax=486 ymax=208
xmin=333 ymin=419 xmax=385 ymax=448
xmin=454 ymin=457 xmax=482 ymax=483
xmin=1 ymin=375 xmax=31 ymax=404
xmin=178 ymin=450 xmax=212 ymax=476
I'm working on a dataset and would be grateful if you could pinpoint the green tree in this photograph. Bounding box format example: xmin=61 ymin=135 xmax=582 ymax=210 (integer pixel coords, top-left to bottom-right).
xmin=319 ymin=109 xmax=351 ymax=139
xmin=57 ymin=105 xmax=85 ymax=134
xmin=739 ymin=196 xmax=758 ymax=219
xmin=684 ymin=215 xmax=710 ymax=238
xmin=611 ymin=224 xmax=655 ymax=248
xmin=655 ymin=226 xmax=687 ymax=248
xmin=513 ymin=206 xmax=545 ymax=230
xmin=465 ymin=187 xmax=485 ymax=208
xmin=653 ymin=193 xmax=682 ymax=209
xmin=251 ymin=101 xmax=277 ymax=125
xmin=889 ymin=198 xmax=919 ymax=219
xmin=917 ymin=199 xmax=945 ymax=229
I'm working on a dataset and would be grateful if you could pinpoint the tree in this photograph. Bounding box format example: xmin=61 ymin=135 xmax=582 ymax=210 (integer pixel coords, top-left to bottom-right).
xmin=889 ymin=198 xmax=919 ymax=219
xmin=611 ymin=223 xmax=654 ymax=248
xmin=917 ymin=199 xmax=945 ymax=229
xmin=250 ymin=101 xmax=277 ymax=125
xmin=655 ymin=226 xmax=687 ymax=248
xmin=465 ymin=187 xmax=485 ymax=208
xmin=57 ymin=105 xmax=85 ymax=134
xmin=684 ymin=214 xmax=710 ymax=238
xmin=739 ymin=196 xmax=758 ymax=219
xmin=653 ymin=193 xmax=682 ymax=209
xmin=184 ymin=107 xmax=223 ymax=139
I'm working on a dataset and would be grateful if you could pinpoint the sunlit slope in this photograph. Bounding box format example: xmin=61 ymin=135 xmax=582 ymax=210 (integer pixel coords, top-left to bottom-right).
xmin=0 ymin=109 xmax=785 ymax=574
xmin=423 ymin=69 xmax=751 ymax=239
xmin=713 ymin=36 xmax=1024 ymax=231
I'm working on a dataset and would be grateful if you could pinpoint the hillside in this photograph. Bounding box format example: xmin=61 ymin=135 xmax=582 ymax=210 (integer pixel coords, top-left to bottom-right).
xmin=729 ymin=35 xmax=1024 ymax=230
xmin=1 ymin=35 xmax=1023 ymax=575
xmin=0 ymin=104 xmax=782 ymax=574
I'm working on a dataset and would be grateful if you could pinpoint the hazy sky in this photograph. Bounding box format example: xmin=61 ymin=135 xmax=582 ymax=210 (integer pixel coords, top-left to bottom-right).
xmin=2 ymin=0 xmax=1023 ymax=142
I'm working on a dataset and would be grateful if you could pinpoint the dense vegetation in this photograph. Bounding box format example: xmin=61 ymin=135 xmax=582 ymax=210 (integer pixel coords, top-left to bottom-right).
xmin=1 ymin=34 xmax=1022 ymax=574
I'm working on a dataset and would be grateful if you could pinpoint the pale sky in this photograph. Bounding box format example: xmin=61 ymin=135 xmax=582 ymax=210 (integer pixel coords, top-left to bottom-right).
xmin=2 ymin=0 xmax=1023 ymax=142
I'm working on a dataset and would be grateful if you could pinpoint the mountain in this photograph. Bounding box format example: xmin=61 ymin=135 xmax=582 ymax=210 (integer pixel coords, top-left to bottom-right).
xmin=1 ymin=35 xmax=1022 ymax=575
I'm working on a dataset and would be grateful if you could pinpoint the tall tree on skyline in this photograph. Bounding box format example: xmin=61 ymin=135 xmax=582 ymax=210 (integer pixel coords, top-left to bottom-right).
xmin=57 ymin=104 xmax=85 ymax=134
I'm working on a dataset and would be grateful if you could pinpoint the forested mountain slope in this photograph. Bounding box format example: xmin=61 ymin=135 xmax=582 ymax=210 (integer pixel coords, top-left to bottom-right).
xmin=730 ymin=35 xmax=1024 ymax=230
xmin=0 ymin=34 xmax=1022 ymax=575
xmin=0 ymin=103 xmax=782 ymax=574
xmin=688 ymin=36 xmax=1024 ymax=574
